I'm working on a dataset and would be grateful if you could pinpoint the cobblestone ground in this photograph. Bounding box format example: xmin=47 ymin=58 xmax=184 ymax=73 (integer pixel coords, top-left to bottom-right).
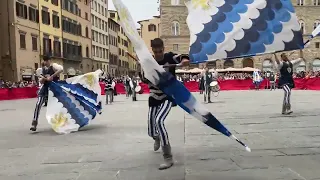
xmin=0 ymin=90 xmax=320 ymax=180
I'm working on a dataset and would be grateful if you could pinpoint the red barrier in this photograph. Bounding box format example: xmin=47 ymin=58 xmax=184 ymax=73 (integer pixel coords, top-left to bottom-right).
xmin=0 ymin=87 xmax=38 ymax=101
xmin=1 ymin=78 xmax=320 ymax=101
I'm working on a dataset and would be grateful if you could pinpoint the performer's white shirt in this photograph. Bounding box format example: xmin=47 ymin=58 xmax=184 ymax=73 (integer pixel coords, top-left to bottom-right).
xmin=211 ymin=69 xmax=218 ymax=80
xmin=52 ymin=63 xmax=64 ymax=71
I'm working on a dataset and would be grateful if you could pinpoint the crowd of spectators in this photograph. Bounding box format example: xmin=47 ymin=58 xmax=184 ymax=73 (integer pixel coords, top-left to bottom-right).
xmin=176 ymin=70 xmax=320 ymax=82
xmin=0 ymin=79 xmax=37 ymax=88
xmin=1 ymin=70 xmax=320 ymax=89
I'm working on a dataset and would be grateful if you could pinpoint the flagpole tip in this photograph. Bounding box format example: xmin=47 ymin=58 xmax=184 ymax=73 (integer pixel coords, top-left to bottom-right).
xmin=245 ymin=146 xmax=251 ymax=152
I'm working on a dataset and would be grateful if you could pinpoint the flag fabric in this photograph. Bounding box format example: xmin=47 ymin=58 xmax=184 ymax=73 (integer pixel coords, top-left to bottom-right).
xmin=304 ymin=24 xmax=320 ymax=48
xmin=186 ymin=0 xmax=304 ymax=63
xmin=112 ymin=0 xmax=251 ymax=151
xmin=46 ymin=70 xmax=103 ymax=134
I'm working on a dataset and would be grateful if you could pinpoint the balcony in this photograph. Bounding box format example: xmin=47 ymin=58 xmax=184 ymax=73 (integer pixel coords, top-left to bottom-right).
xmin=63 ymin=54 xmax=83 ymax=61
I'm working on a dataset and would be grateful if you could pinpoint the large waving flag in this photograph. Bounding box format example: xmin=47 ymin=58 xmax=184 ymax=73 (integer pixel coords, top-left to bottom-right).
xmin=112 ymin=0 xmax=251 ymax=151
xmin=46 ymin=70 xmax=102 ymax=134
xmin=186 ymin=0 xmax=304 ymax=63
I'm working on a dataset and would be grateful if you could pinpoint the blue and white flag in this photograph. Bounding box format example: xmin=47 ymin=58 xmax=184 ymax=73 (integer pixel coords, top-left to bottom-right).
xmin=46 ymin=70 xmax=102 ymax=134
xmin=112 ymin=0 xmax=250 ymax=151
xmin=186 ymin=0 xmax=304 ymax=63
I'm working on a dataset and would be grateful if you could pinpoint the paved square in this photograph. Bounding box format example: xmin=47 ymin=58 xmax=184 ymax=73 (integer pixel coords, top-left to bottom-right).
xmin=1 ymin=90 xmax=320 ymax=180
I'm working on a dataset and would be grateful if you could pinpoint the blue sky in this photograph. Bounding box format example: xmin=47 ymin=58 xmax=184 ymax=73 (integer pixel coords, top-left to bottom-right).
xmin=108 ymin=0 xmax=160 ymax=27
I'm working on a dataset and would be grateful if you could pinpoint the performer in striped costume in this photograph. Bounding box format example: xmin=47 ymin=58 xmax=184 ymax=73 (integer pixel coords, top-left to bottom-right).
xmin=141 ymin=38 xmax=189 ymax=170
xmin=30 ymin=56 xmax=63 ymax=131
xmin=273 ymin=52 xmax=303 ymax=115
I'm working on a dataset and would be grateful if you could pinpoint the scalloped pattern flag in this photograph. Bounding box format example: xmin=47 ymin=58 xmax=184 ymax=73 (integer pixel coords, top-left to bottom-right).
xmin=46 ymin=70 xmax=102 ymax=134
xmin=186 ymin=0 xmax=304 ymax=63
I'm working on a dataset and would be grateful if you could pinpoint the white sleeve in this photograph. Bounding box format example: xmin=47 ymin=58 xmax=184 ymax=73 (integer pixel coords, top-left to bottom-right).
xmin=52 ymin=63 xmax=63 ymax=71
xmin=291 ymin=58 xmax=303 ymax=67
xmin=277 ymin=61 xmax=283 ymax=70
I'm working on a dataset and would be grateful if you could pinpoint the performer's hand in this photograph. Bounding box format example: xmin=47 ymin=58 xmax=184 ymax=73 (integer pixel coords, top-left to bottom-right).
xmin=40 ymin=78 xmax=45 ymax=84
xmin=47 ymin=76 xmax=53 ymax=81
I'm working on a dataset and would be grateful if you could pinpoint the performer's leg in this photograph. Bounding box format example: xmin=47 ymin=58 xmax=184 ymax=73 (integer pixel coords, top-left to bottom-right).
xmin=282 ymin=84 xmax=290 ymax=114
xmin=287 ymin=87 xmax=293 ymax=114
xmin=148 ymin=106 xmax=160 ymax=151
xmin=44 ymin=96 xmax=48 ymax=107
xmin=207 ymin=87 xmax=211 ymax=103
xmin=155 ymin=100 xmax=173 ymax=170
xmin=105 ymin=91 xmax=109 ymax=105
xmin=204 ymin=86 xmax=207 ymax=102
xmin=30 ymin=96 xmax=45 ymax=131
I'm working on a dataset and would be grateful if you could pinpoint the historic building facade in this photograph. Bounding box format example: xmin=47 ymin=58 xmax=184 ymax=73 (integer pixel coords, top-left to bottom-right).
xmin=0 ymin=0 xmax=41 ymax=81
xmin=91 ymin=0 xmax=109 ymax=74
xmin=159 ymin=0 xmax=320 ymax=72
xmin=137 ymin=16 xmax=161 ymax=53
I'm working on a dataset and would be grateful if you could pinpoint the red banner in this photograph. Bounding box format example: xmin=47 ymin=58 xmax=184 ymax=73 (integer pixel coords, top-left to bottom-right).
xmin=1 ymin=78 xmax=320 ymax=101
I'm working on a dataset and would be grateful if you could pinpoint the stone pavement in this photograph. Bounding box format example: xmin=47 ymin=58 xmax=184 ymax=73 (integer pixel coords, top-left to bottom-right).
xmin=1 ymin=90 xmax=320 ymax=180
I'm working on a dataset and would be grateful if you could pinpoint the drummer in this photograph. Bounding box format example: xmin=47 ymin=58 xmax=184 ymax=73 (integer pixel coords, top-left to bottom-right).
xmin=203 ymin=66 xmax=213 ymax=103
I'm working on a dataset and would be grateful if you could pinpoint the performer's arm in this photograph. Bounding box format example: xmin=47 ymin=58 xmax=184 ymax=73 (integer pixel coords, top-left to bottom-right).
xmin=170 ymin=52 xmax=190 ymax=67
xmin=290 ymin=50 xmax=304 ymax=67
xmin=49 ymin=63 xmax=63 ymax=81
xmin=273 ymin=53 xmax=283 ymax=70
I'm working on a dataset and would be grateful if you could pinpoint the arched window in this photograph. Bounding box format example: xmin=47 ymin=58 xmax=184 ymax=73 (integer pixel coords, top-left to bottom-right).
xmin=86 ymin=46 xmax=89 ymax=57
xmin=171 ymin=0 xmax=180 ymax=5
xmin=312 ymin=59 xmax=320 ymax=71
xmin=314 ymin=20 xmax=320 ymax=30
xmin=297 ymin=0 xmax=304 ymax=5
xmin=207 ymin=61 xmax=216 ymax=68
xmin=242 ymin=58 xmax=254 ymax=68
xmin=262 ymin=59 xmax=273 ymax=72
xmin=299 ymin=20 xmax=305 ymax=34
xmin=172 ymin=21 xmax=180 ymax=36
xmin=224 ymin=60 xmax=234 ymax=68
xmin=296 ymin=60 xmax=306 ymax=72
xmin=148 ymin=24 xmax=156 ymax=32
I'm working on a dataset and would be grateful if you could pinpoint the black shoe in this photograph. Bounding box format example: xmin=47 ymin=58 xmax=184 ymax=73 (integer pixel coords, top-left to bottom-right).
xmin=30 ymin=120 xmax=37 ymax=131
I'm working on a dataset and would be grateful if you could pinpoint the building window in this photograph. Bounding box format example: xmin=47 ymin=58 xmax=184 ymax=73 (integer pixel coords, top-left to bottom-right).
xmin=28 ymin=7 xmax=39 ymax=23
xmin=299 ymin=20 xmax=305 ymax=34
xmin=62 ymin=17 xmax=82 ymax=36
xmin=110 ymin=13 xmax=115 ymax=18
xmin=316 ymin=42 xmax=320 ymax=48
xmin=62 ymin=40 xmax=82 ymax=59
xmin=85 ymin=27 xmax=89 ymax=38
xmin=42 ymin=8 xmax=50 ymax=25
xmin=53 ymin=40 xmax=61 ymax=57
xmin=171 ymin=0 xmax=180 ymax=5
xmin=85 ymin=0 xmax=88 ymax=5
xmin=148 ymin=24 xmax=157 ymax=31
xmin=172 ymin=21 xmax=180 ymax=36
xmin=16 ymin=2 xmax=28 ymax=19
xmin=92 ymin=46 xmax=95 ymax=56
xmin=297 ymin=0 xmax=304 ymax=5
xmin=86 ymin=46 xmax=89 ymax=57
xmin=52 ymin=14 xmax=60 ymax=28
xmin=51 ymin=0 xmax=58 ymax=6
xmin=173 ymin=44 xmax=179 ymax=51
xmin=31 ymin=36 xmax=38 ymax=51
xmin=314 ymin=0 xmax=320 ymax=5
xmin=43 ymin=37 xmax=52 ymax=55
xmin=85 ymin=12 xmax=88 ymax=20
xmin=19 ymin=32 xmax=26 ymax=49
